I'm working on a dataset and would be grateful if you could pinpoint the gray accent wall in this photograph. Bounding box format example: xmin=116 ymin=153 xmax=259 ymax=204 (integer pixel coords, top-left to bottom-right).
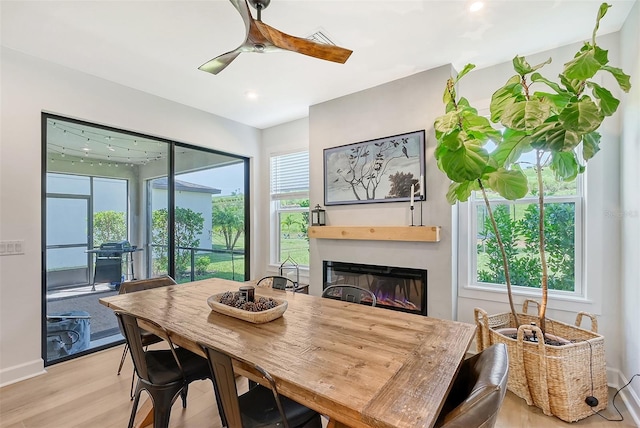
xmin=308 ymin=65 xmax=458 ymax=321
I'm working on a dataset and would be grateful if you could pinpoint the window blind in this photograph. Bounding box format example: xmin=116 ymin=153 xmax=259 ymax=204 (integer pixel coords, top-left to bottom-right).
xmin=270 ymin=151 xmax=309 ymax=200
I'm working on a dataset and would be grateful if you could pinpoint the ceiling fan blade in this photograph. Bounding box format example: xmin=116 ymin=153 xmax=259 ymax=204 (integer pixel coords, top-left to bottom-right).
xmin=255 ymin=21 xmax=352 ymax=64
xmin=198 ymin=49 xmax=243 ymax=75
xmin=230 ymin=0 xmax=253 ymax=34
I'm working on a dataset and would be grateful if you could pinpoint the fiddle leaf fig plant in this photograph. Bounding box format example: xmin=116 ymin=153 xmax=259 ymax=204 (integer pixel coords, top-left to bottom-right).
xmin=434 ymin=2 xmax=631 ymax=334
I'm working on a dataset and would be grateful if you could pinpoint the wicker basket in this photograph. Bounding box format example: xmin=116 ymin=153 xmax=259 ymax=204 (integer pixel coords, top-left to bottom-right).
xmin=474 ymin=300 xmax=607 ymax=423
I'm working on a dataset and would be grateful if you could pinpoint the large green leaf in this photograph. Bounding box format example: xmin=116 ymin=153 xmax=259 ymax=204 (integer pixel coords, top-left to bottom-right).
xmin=458 ymin=98 xmax=478 ymax=114
xmin=594 ymin=45 xmax=609 ymax=65
xmin=440 ymin=129 xmax=464 ymax=151
xmin=443 ymin=78 xmax=455 ymax=104
xmin=582 ymin=131 xmax=601 ymax=160
xmin=559 ymin=98 xmax=603 ymax=133
xmin=461 ymin=111 xmax=502 ymax=142
xmin=513 ymin=56 xmax=552 ymax=76
xmin=486 ymin=168 xmax=529 ymax=200
xmin=440 ymin=144 xmax=489 ymax=182
xmin=551 ymin=151 xmax=580 ymax=181
xmin=490 ymin=75 xmax=522 ymax=122
xmin=540 ymin=125 xmax=581 ymax=151
xmin=601 ymin=65 xmax=632 ymax=92
xmin=531 ymin=121 xmax=581 ymax=152
xmin=533 ymin=91 xmax=572 ymax=111
xmin=592 ymin=3 xmax=611 ymax=44
xmin=434 ymin=143 xmax=448 ymax=166
xmin=453 ymin=64 xmax=476 ymax=85
xmin=559 ymin=73 xmax=584 ymax=95
xmin=501 ymin=100 xmax=552 ymax=131
xmin=492 ymin=129 xmax=531 ymax=167
xmin=531 ymin=72 xmax=567 ymax=94
xmin=446 ymin=181 xmax=477 ymax=204
xmin=587 ymin=81 xmax=619 ymax=116
xmin=564 ymin=48 xmax=601 ymax=80
xmin=434 ymin=111 xmax=460 ymax=136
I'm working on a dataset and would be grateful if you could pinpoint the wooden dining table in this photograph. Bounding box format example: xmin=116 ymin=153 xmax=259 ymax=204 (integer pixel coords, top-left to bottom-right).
xmin=99 ymin=278 xmax=476 ymax=428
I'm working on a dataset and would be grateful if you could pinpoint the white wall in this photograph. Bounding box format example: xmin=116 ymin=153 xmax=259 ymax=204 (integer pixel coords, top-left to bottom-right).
xmin=259 ymin=118 xmax=310 ymax=283
xmin=619 ymin=0 xmax=640 ymax=421
xmin=308 ymin=65 xmax=458 ymax=320
xmin=0 ymin=47 xmax=262 ymax=386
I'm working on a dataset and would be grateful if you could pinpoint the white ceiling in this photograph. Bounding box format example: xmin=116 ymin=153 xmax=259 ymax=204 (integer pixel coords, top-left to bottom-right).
xmin=2 ymin=0 xmax=636 ymax=130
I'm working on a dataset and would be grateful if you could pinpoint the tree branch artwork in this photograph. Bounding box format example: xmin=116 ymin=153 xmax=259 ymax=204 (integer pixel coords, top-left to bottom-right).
xmin=324 ymin=130 xmax=425 ymax=205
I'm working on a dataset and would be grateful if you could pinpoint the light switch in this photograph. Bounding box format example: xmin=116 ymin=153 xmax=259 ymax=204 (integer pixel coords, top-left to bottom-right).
xmin=13 ymin=240 xmax=24 ymax=254
xmin=0 ymin=240 xmax=25 ymax=255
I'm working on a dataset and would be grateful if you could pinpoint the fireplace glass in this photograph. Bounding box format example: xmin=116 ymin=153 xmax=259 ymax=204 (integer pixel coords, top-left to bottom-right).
xmin=323 ymin=261 xmax=427 ymax=316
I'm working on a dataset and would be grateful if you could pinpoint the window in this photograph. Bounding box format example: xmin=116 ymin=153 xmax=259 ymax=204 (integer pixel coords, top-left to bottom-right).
xmin=469 ymin=150 xmax=583 ymax=297
xmin=270 ymin=152 xmax=309 ymax=266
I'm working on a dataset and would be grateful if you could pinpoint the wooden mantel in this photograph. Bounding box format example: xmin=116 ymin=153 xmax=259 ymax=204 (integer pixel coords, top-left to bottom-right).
xmin=308 ymin=225 xmax=441 ymax=242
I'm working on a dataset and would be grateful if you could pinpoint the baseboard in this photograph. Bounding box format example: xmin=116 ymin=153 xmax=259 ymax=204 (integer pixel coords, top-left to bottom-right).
xmin=0 ymin=359 xmax=45 ymax=388
xmin=608 ymin=368 xmax=640 ymax=427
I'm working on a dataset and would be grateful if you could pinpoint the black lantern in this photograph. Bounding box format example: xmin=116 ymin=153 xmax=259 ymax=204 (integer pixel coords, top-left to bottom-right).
xmin=311 ymin=204 xmax=326 ymax=226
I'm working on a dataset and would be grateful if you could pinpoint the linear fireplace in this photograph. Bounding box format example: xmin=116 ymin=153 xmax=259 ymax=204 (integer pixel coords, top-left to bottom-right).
xmin=323 ymin=261 xmax=427 ymax=316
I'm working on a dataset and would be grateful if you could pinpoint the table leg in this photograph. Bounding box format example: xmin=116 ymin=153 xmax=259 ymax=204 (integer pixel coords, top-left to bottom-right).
xmin=326 ymin=418 xmax=352 ymax=428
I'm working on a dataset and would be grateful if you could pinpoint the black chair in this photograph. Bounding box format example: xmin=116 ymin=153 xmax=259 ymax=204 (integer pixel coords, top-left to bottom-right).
xmin=256 ymin=275 xmax=296 ymax=290
xmin=115 ymin=311 xmax=226 ymax=428
xmin=116 ymin=276 xmax=178 ymax=398
xmin=321 ymin=284 xmax=377 ymax=306
xmin=200 ymin=342 xmax=322 ymax=428
xmin=434 ymin=343 xmax=509 ymax=428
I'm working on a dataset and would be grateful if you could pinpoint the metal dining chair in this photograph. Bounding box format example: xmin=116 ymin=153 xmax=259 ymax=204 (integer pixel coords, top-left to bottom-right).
xmin=256 ymin=275 xmax=296 ymax=290
xmin=116 ymin=311 xmax=226 ymax=428
xmin=434 ymin=343 xmax=509 ymax=428
xmin=199 ymin=342 xmax=322 ymax=428
xmin=321 ymin=284 xmax=377 ymax=306
xmin=116 ymin=276 xmax=177 ymax=398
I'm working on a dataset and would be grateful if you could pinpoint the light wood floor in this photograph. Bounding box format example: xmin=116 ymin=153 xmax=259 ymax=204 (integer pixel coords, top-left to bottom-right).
xmin=0 ymin=345 xmax=635 ymax=428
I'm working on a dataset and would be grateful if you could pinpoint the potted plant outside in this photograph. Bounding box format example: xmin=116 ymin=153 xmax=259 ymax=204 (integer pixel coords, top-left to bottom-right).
xmin=433 ymin=3 xmax=631 ymax=422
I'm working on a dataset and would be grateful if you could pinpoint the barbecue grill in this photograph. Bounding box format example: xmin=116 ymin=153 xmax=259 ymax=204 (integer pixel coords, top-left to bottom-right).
xmin=88 ymin=241 xmax=140 ymax=290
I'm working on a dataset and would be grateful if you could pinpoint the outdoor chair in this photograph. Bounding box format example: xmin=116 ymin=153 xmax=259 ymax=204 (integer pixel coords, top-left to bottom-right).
xmin=115 ymin=311 xmax=226 ymax=428
xmin=321 ymin=284 xmax=376 ymax=306
xmin=116 ymin=276 xmax=177 ymax=398
xmin=434 ymin=343 xmax=509 ymax=428
xmin=200 ymin=342 xmax=322 ymax=428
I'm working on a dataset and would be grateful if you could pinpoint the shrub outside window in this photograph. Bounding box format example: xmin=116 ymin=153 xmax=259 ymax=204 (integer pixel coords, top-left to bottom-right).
xmin=470 ymin=153 xmax=583 ymax=296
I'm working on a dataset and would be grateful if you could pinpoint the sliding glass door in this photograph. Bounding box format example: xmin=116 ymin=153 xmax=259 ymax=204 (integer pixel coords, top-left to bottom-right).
xmin=43 ymin=113 xmax=249 ymax=365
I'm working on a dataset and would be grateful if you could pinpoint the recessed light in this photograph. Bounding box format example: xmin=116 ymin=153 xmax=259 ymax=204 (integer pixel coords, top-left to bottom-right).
xmin=245 ymin=91 xmax=258 ymax=100
xmin=470 ymin=1 xmax=484 ymax=12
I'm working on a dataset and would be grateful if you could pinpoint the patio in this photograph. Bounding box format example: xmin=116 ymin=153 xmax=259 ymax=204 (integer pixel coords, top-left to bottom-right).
xmin=47 ymin=285 xmax=120 ymax=342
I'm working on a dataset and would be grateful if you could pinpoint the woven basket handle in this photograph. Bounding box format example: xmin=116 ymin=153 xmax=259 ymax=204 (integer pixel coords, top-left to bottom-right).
xmin=516 ymin=324 xmax=551 ymax=415
xmin=474 ymin=307 xmax=491 ymax=351
xmin=522 ymin=299 xmax=540 ymax=316
xmin=575 ymin=311 xmax=598 ymax=333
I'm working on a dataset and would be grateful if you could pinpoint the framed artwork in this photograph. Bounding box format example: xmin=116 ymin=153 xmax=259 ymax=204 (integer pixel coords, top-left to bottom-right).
xmin=324 ymin=130 xmax=425 ymax=206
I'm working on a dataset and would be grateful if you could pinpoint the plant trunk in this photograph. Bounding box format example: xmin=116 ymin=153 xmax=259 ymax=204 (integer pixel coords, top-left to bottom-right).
xmin=479 ymin=180 xmax=520 ymax=327
xmin=535 ymin=150 xmax=549 ymax=333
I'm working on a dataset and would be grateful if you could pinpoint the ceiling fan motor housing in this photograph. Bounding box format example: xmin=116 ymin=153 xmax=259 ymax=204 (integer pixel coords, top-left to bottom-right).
xmin=249 ymin=0 xmax=271 ymax=11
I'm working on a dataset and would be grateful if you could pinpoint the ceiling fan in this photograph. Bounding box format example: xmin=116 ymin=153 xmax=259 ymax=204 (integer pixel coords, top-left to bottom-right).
xmin=198 ymin=0 xmax=353 ymax=75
